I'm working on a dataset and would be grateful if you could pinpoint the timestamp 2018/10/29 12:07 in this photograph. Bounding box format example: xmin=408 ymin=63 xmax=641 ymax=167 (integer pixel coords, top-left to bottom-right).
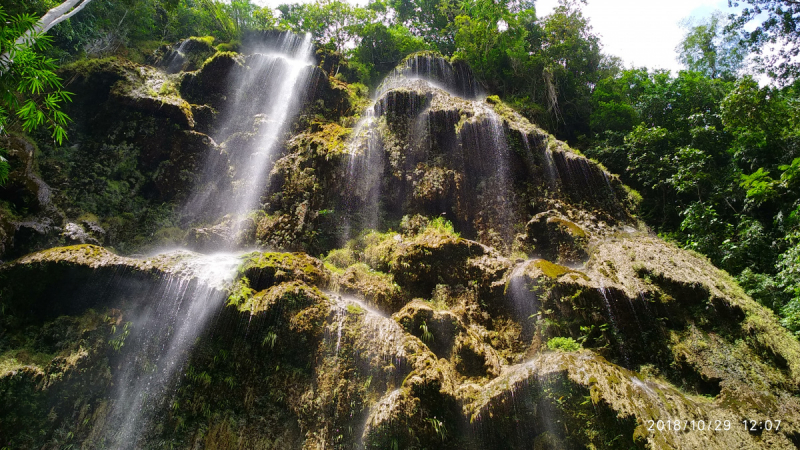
xmin=647 ymin=419 xmax=781 ymax=432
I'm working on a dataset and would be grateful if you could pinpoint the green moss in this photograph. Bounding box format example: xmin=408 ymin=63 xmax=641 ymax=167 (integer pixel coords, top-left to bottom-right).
xmin=551 ymin=218 xmax=586 ymax=238
xmin=533 ymin=259 xmax=572 ymax=279
xmin=215 ymin=41 xmax=240 ymax=52
xmin=346 ymin=303 xmax=365 ymax=315
xmin=202 ymin=51 xmax=243 ymax=69
xmin=239 ymin=251 xmax=328 ymax=288
xmin=362 ymin=231 xmax=401 ymax=271
xmin=235 ymin=280 xmax=327 ymax=315
xmin=331 ymin=262 xmax=404 ymax=312
xmin=302 ymin=121 xmax=352 ymax=156
xmin=546 ymin=337 xmax=581 ymax=352
xmin=424 ymin=217 xmax=459 ymax=238
xmin=325 ymin=248 xmax=356 ymax=269
xmin=190 ymin=35 xmax=215 ymax=46
xmin=0 ymin=349 xmax=52 ymax=376
xmin=227 ymin=277 xmax=255 ymax=307
xmin=62 ymin=56 xmax=131 ymax=78
xmin=399 ymin=50 xmax=447 ymax=64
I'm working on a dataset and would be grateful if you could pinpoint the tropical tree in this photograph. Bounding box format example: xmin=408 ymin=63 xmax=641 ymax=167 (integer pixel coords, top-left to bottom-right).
xmin=453 ymin=0 xmax=528 ymax=92
xmin=526 ymin=0 xmax=603 ymax=140
xmin=727 ymin=0 xmax=800 ymax=81
xmin=678 ymin=11 xmax=745 ymax=79
xmin=351 ymin=23 xmax=430 ymax=87
xmin=0 ymin=0 xmax=94 ymax=74
xmin=279 ymin=0 xmax=374 ymax=53
xmin=1 ymin=6 xmax=75 ymax=185
xmin=388 ymin=0 xmax=461 ymax=54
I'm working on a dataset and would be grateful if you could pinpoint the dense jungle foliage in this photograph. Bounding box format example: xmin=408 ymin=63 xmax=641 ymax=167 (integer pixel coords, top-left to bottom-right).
xmin=1 ymin=0 xmax=798 ymax=337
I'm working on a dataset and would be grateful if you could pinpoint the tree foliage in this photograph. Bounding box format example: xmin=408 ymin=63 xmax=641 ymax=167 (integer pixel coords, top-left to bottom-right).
xmin=1 ymin=6 xmax=72 ymax=185
xmin=727 ymin=0 xmax=800 ymax=82
xmin=678 ymin=12 xmax=745 ymax=79
xmin=586 ymin=67 xmax=800 ymax=333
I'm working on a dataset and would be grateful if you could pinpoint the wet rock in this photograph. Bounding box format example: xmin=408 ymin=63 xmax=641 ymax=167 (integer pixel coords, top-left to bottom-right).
xmin=61 ymin=215 xmax=106 ymax=246
xmin=525 ymin=210 xmax=589 ymax=263
xmin=389 ymin=230 xmax=489 ymax=298
xmin=0 ymin=135 xmax=65 ymax=259
xmin=452 ymin=331 xmax=502 ymax=379
xmin=67 ymin=58 xmax=196 ymax=129
xmin=180 ymin=51 xmax=245 ymax=108
xmin=307 ymin=67 xmax=354 ymax=120
xmin=153 ymin=36 xmax=217 ymax=74
xmin=7 ymin=219 xmax=62 ymax=258
xmin=190 ymin=104 xmax=218 ymax=134
xmin=3 ymin=46 xmax=800 ymax=450
xmin=236 ymin=251 xmax=329 ymax=292
xmin=185 ymin=214 xmax=256 ymax=251
xmin=62 ymin=222 xmax=101 ymax=245
xmin=112 ymin=75 xmax=194 ymax=129
xmin=0 ymin=244 xmax=234 ymax=323
xmin=394 ymin=300 xmax=466 ymax=357
xmin=152 ymin=131 xmax=218 ymax=201
xmin=361 ymin=388 xmax=418 ymax=446
xmin=185 ymin=223 xmax=232 ymax=249
xmin=332 ymin=263 xmax=405 ymax=313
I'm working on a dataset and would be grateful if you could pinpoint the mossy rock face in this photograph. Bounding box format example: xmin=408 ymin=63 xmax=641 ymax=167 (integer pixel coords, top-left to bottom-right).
xmin=501 ymin=235 xmax=800 ymax=440
xmin=0 ymin=135 xmax=65 ymax=260
xmin=65 ymin=58 xmax=196 ymax=129
xmin=236 ymin=251 xmax=329 ymax=293
xmin=152 ymin=131 xmax=218 ymax=201
xmin=0 ymin=245 xmax=232 ymax=316
xmin=319 ymin=71 xmax=636 ymax=252
xmin=525 ymin=210 xmax=589 ymax=263
xmin=0 ymin=308 xmax=118 ymax=449
xmin=467 ymin=351 xmax=800 ymax=449
xmin=4 ymin=45 xmax=800 ymax=450
xmin=331 ymin=263 xmax=405 ymax=313
xmin=27 ymin=57 xmax=224 ymax=255
xmin=389 ymin=231 xmax=490 ymax=298
xmin=190 ymin=103 xmax=218 ymax=134
xmin=153 ymin=36 xmax=217 ymax=74
xmin=394 ymin=300 xmax=467 ymax=358
xmin=307 ymin=66 xmax=355 ymax=120
xmin=184 ymin=214 xmax=258 ymax=252
xmin=451 ymin=331 xmax=502 ymax=379
xmin=179 ymin=51 xmax=245 ymax=108
xmin=109 ymin=66 xmax=195 ymax=129
xmin=4 ymin=235 xmax=800 ymax=449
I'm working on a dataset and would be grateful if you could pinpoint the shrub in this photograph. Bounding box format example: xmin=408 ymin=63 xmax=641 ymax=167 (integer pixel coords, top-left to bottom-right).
xmin=547 ymin=336 xmax=581 ymax=352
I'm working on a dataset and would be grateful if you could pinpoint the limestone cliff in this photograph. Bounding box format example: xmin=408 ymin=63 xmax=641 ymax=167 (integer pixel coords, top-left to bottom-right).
xmin=0 ymin=37 xmax=798 ymax=449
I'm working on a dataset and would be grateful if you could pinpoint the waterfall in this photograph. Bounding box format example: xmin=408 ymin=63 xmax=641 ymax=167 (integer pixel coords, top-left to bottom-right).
xmin=182 ymin=33 xmax=315 ymax=236
xmin=107 ymin=253 xmax=240 ymax=448
xmin=162 ymin=38 xmax=191 ymax=74
xmin=342 ymin=53 xmax=518 ymax=245
xmin=100 ymin=32 xmax=315 ymax=447
xmin=377 ymin=53 xmax=484 ymax=99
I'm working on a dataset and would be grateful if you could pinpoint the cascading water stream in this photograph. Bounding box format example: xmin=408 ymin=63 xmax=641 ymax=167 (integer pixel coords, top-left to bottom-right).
xmin=163 ymin=38 xmax=191 ymax=73
xmin=108 ymin=253 xmax=241 ymax=448
xmin=101 ymin=32 xmax=315 ymax=447
xmin=182 ymin=33 xmax=315 ymax=236
xmin=342 ymin=53 xmax=521 ymax=244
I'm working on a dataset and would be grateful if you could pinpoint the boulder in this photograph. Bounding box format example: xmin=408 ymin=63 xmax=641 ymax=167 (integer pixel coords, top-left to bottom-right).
xmin=525 ymin=210 xmax=589 ymax=263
